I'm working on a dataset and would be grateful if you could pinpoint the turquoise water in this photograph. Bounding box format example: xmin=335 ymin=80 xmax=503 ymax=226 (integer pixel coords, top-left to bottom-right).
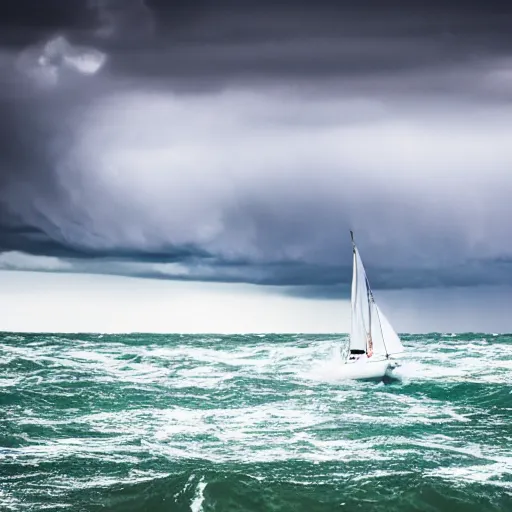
xmin=1 ymin=333 xmax=511 ymax=511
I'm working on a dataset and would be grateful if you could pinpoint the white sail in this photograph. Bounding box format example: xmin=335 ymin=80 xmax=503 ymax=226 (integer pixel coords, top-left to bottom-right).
xmin=375 ymin=305 xmax=404 ymax=355
xmin=349 ymin=232 xmax=403 ymax=360
xmin=350 ymin=247 xmax=371 ymax=353
xmin=370 ymin=301 xmax=388 ymax=358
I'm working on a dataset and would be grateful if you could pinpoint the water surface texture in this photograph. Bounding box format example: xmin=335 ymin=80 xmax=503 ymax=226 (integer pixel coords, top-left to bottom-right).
xmin=1 ymin=333 xmax=511 ymax=511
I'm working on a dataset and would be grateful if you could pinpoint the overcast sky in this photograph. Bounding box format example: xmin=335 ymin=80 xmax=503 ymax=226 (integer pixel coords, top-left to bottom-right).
xmin=1 ymin=1 xmax=511 ymax=332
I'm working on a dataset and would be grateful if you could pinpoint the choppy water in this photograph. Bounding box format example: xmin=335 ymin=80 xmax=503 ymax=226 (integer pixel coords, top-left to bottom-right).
xmin=1 ymin=332 xmax=511 ymax=511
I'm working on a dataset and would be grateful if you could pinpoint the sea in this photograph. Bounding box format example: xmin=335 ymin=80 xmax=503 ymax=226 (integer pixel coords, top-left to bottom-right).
xmin=1 ymin=332 xmax=511 ymax=512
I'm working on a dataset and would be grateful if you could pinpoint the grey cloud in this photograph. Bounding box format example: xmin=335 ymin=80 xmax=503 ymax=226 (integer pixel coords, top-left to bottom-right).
xmin=3 ymin=247 xmax=512 ymax=301
xmin=1 ymin=1 xmax=512 ymax=293
xmin=15 ymin=35 xmax=106 ymax=89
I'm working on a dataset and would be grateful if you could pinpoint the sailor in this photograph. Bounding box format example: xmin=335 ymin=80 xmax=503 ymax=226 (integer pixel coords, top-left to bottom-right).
xmin=366 ymin=334 xmax=373 ymax=358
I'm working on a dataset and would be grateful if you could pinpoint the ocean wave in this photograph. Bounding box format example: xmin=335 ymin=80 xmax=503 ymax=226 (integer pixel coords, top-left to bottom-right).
xmin=1 ymin=333 xmax=511 ymax=511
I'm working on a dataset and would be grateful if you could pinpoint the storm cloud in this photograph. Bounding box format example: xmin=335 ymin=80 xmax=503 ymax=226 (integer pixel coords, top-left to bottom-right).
xmin=1 ymin=0 xmax=512 ymax=294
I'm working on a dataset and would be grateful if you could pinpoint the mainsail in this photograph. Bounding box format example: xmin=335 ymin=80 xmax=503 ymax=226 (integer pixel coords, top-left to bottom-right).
xmin=349 ymin=231 xmax=404 ymax=359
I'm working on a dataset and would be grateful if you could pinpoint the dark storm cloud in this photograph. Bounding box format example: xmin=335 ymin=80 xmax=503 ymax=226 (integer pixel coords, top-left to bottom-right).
xmin=0 ymin=2 xmax=94 ymax=39
xmin=144 ymin=0 xmax=511 ymax=72
xmin=1 ymin=1 xmax=511 ymax=78
xmin=1 ymin=0 xmax=512 ymax=294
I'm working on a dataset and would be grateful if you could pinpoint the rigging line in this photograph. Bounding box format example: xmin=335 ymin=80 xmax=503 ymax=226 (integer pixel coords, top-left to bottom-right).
xmin=365 ymin=273 xmax=390 ymax=358
xmin=374 ymin=295 xmax=390 ymax=359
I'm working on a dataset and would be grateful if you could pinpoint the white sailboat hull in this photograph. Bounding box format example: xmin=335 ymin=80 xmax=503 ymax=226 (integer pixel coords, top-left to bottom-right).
xmin=339 ymin=359 xmax=399 ymax=381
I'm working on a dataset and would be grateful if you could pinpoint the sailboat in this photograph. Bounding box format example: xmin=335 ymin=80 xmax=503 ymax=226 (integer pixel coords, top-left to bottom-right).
xmin=341 ymin=231 xmax=404 ymax=380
